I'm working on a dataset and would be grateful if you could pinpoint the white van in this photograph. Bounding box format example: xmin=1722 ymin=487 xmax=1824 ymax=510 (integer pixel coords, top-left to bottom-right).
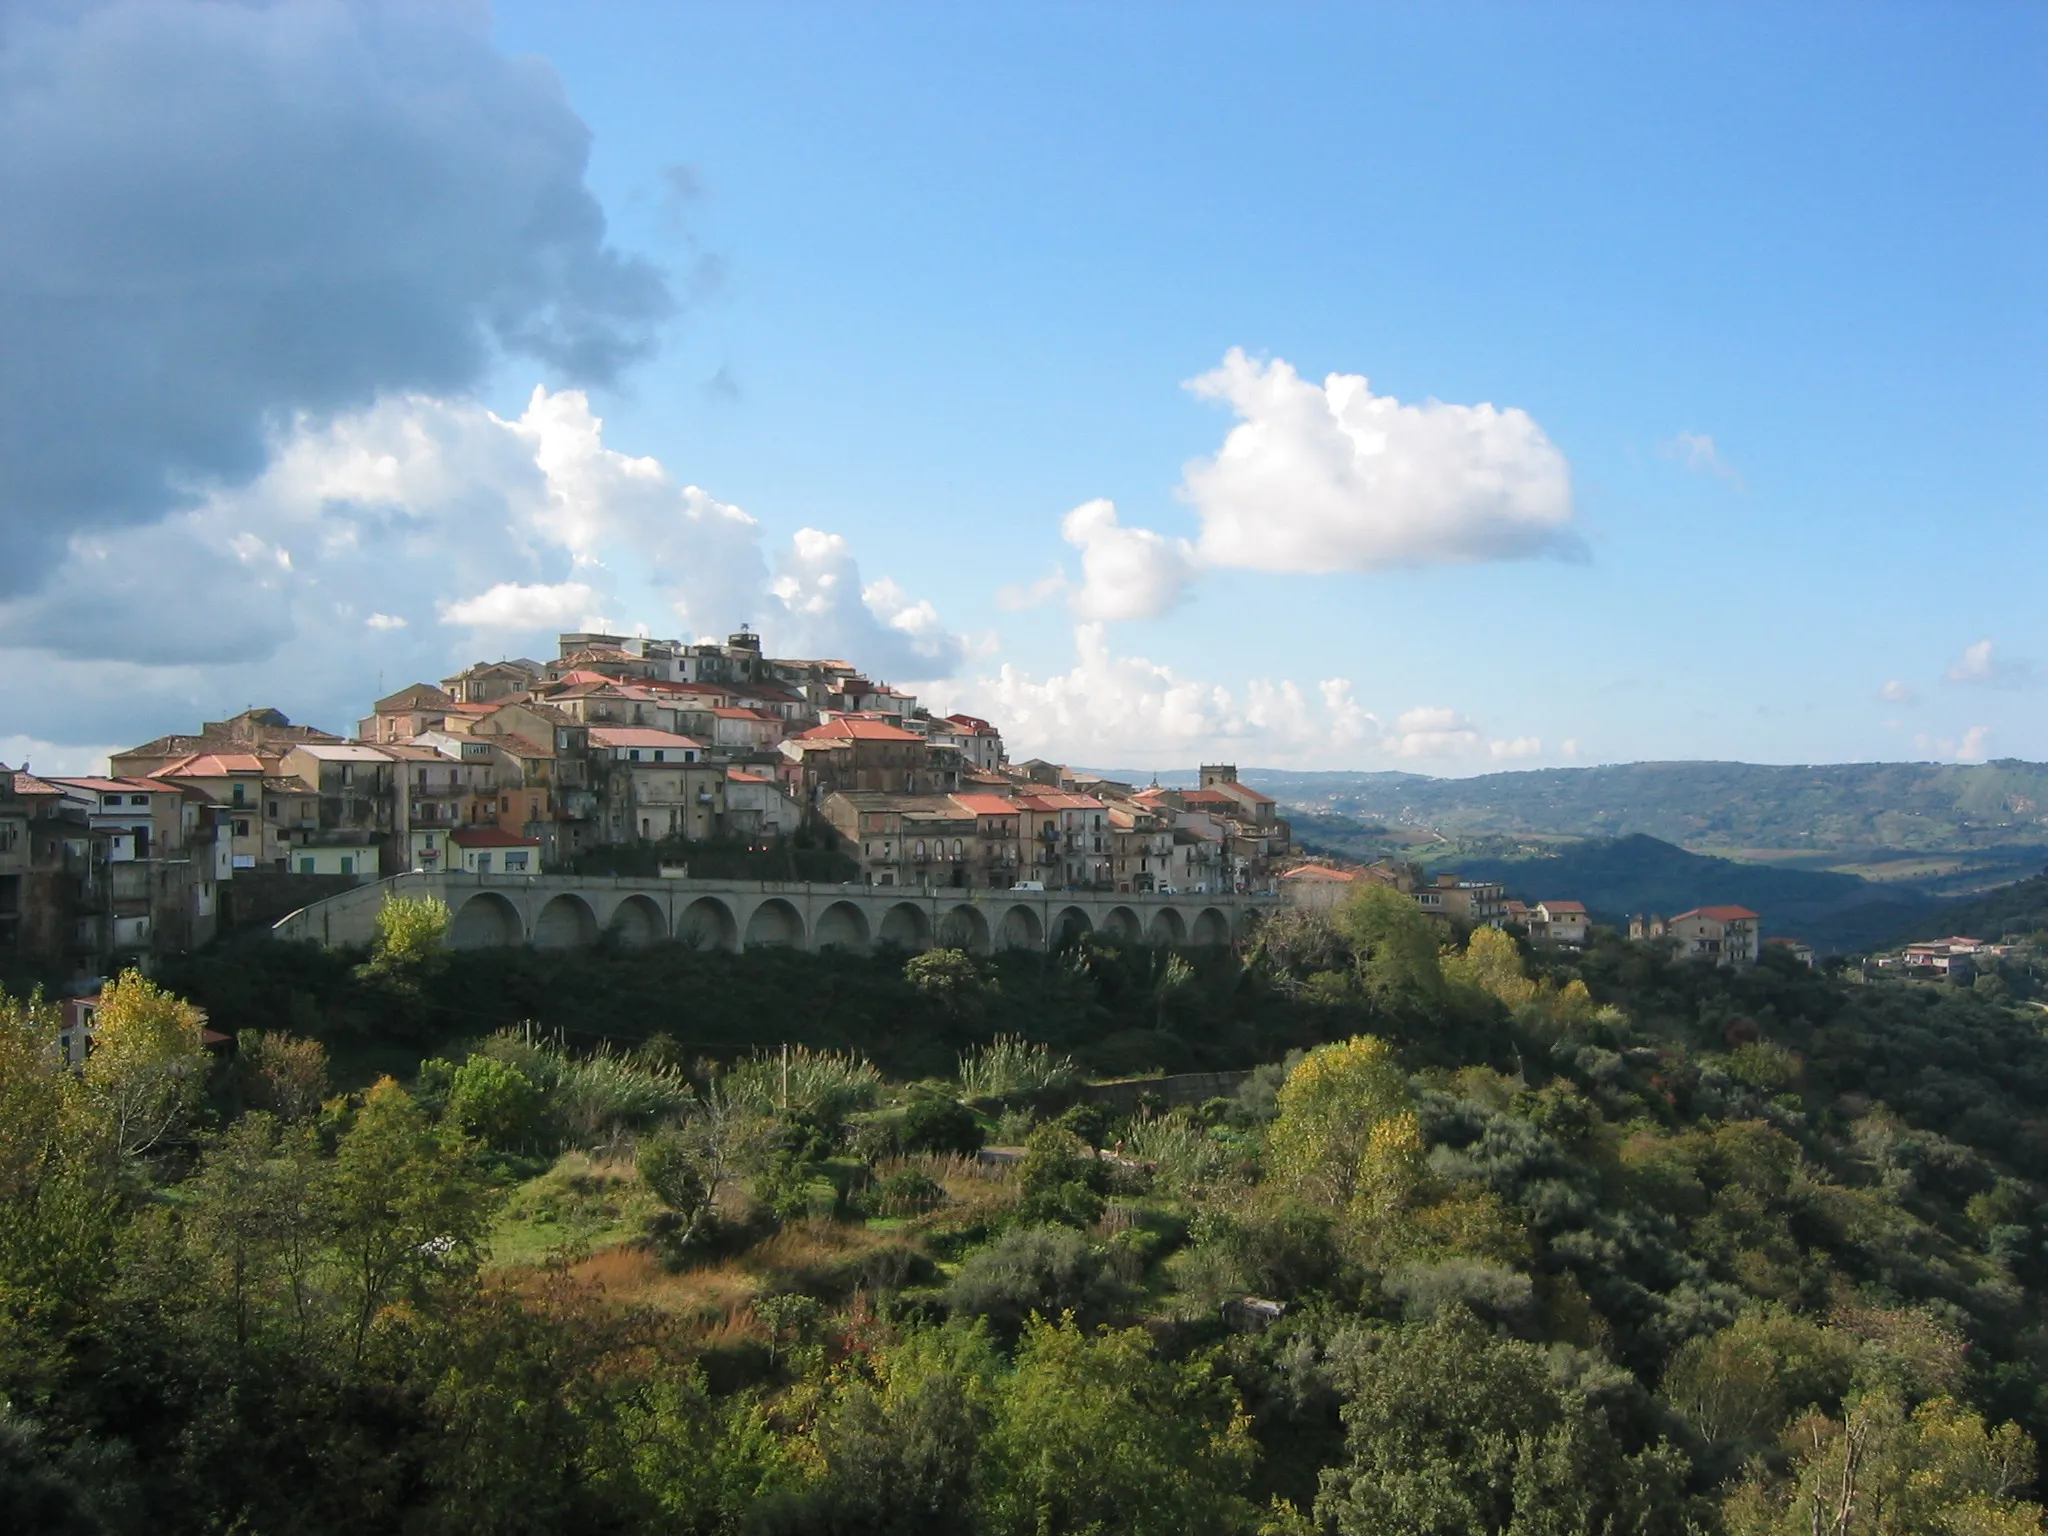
xmin=1010 ymin=880 xmax=1045 ymax=892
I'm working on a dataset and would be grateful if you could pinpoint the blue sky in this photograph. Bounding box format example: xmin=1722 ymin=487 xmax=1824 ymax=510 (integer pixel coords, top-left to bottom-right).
xmin=1 ymin=2 xmax=2042 ymax=773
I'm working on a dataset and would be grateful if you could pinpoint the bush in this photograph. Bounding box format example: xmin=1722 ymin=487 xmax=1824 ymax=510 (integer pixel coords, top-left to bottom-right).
xmin=1017 ymin=1124 xmax=1109 ymax=1227
xmin=864 ymin=1168 xmax=945 ymax=1217
xmin=901 ymin=1095 xmax=985 ymax=1157
xmin=958 ymin=1036 xmax=1078 ymax=1101
xmin=446 ymin=1055 xmax=547 ymax=1152
xmin=945 ymin=1224 xmax=1127 ymax=1334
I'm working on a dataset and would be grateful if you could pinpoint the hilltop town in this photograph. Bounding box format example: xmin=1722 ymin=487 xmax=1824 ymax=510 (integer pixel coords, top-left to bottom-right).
xmin=3 ymin=627 xmax=1303 ymax=978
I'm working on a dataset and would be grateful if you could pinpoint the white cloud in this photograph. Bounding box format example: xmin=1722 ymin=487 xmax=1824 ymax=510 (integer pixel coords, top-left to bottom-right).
xmin=0 ymin=735 xmax=121 ymax=778
xmin=1948 ymin=640 xmax=1996 ymax=683
xmin=771 ymin=529 xmax=966 ymax=679
xmin=0 ymin=0 xmax=669 ymax=596
xmin=1661 ymin=431 xmax=1746 ymax=490
xmin=440 ymin=581 xmax=604 ymax=631
xmin=1179 ymin=349 xmax=1579 ymax=573
xmin=1946 ymin=638 xmax=2033 ymax=689
xmin=951 ymin=624 xmax=1547 ymax=769
xmin=1915 ymin=726 xmax=1992 ymax=763
xmin=0 ymin=387 xmax=962 ymax=746
xmin=1387 ymin=706 xmax=1483 ymax=759
xmin=1058 ymin=499 xmax=1197 ymax=621
xmin=1880 ymin=679 xmax=1914 ymax=704
xmin=995 ymin=571 xmax=1069 ymax=612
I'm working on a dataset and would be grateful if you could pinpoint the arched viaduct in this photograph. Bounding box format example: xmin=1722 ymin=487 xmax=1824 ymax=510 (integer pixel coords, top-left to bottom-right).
xmin=271 ymin=872 xmax=1268 ymax=956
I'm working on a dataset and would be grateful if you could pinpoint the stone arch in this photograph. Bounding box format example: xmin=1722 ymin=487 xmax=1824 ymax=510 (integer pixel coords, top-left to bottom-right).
xmin=1147 ymin=906 xmax=1187 ymax=946
xmin=608 ymin=894 xmax=666 ymax=948
xmin=938 ymin=904 xmax=991 ymax=955
xmin=678 ymin=896 xmax=739 ymax=952
xmin=1192 ymin=907 xmax=1231 ymax=946
xmin=744 ymin=898 xmax=805 ymax=949
xmin=813 ymin=900 xmax=871 ymax=952
xmin=1051 ymin=905 xmax=1093 ymax=949
xmin=878 ymin=902 xmax=933 ymax=951
xmin=996 ymin=904 xmax=1044 ymax=952
xmin=533 ymin=893 xmax=599 ymax=950
xmin=449 ymin=891 xmax=522 ymax=950
xmin=1101 ymin=905 xmax=1143 ymax=945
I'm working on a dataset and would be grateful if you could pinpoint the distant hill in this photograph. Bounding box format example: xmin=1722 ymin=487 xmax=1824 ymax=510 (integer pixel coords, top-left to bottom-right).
xmin=1226 ymin=759 xmax=2048 ymax=868
xmin=1434 ymin=833 xmax=1945 ymax=954
xmin=1908 ymin=870 xmax=2048 ymax=945
xmin=1287 ymin=822 xmax=1945 ymax=954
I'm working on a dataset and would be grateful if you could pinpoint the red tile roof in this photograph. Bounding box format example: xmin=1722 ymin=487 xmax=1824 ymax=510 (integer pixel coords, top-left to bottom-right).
xmin=1539 ymin=900 xmax=1587 ymax=914
xmin=1673 ymin=905 xmax=1760 ymax=923
xmin=713 ymin=707 xmax=777 ymax=721
xmin=152 ymin=752 xmax=268 ymax=778
xmin=1282 ymin=864 xmax=1359 ymax=882
xmin=951 ymin=793 xmax=1022 ymax=816
xmin=800 ymin=718 xmax=921 ymax=743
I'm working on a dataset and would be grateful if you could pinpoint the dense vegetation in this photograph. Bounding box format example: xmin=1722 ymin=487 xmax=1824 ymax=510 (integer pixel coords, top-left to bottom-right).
xmin=1922 ymin=872 xmax=2048 ymax=947
xmin=10 ymin=890 xmax=2048 ymax=1533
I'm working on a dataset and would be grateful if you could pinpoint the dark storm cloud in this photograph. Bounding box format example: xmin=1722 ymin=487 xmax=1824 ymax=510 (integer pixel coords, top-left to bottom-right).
xmin=0 ymin=0 xmax=671 ymax=594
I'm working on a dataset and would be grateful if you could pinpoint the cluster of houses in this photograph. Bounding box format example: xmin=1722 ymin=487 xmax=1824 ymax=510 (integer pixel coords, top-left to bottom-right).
xmin=1 ymin=627 xmax=1294 ymax=979
xmin=1275 ymin=858 xmax=1594 ymax=947
xmin=1277 ymin=857 xmax=1807 ymax=969
xmin=1870 ymin=934 xmax=2013 ymax=978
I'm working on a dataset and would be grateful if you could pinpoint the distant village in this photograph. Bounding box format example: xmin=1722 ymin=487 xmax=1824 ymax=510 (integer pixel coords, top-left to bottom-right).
xmin=5 ymin=623 xmax=1987 ymax=984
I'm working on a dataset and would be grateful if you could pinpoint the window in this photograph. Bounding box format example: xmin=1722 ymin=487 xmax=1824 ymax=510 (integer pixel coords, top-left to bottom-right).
xmin=233 ymin=818 xmax=250 ymax=837
xmin=915 ymin=840 xmax=926 ymax=859
xmin=953 ymin=839 xmax=963 ymax=859
xmin=129 ymin=794 xmax=148 ymax=807
xmin=231 ymin=783 xmax=247 ymax=806
xmin=423 ymin=834 xmax=436 ymax=850
xmin=298 ymin=856 xmax=315 ymax=874
xmin=267 ymin=801 xmax=278 ymax=817
xmin=505 ymin=851 xmax=530 ymax=872
xmin=653 ymin=750 xmax=665 ymax=762
xmin=628 ymin=749 xmax=641 ymax=761
xmin=340 ymin=765 xmax=354 ymax=786
xmin=339 ymin=856 xmax=354 ymax=875
xmin=476 ymin=853 xmax=492 ymax=873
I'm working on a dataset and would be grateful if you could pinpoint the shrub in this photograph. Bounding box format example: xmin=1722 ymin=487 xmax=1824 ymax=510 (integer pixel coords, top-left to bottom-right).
xmin=945 ymin=1224 xmax=1127 ymax=1333
xmin=865 ymin=1168 xmax=945 ymax=1217
xmin=446 ymin=1055 xmax=547 ymax=1152
xmin=724 ymin=1046 xmax=881 ymax=1120
xmin=958 ymin=1036 xmax=1078 ymax=1101
xmin=901 ymin=1095 xmax=985 ymax=1157
xmin=1017 ymin=1124 xmax=1109 ymax=1227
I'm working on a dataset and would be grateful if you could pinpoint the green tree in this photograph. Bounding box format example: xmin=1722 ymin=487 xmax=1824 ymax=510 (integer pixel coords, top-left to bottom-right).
xmin=446 ymin=1055 xmax=548 ymax=1153
xmin=905 ymin=949 xmax=993 ymax=1022
xmin=1724 ymin=1389 xmax=2044 ymax=1536
xmin=1444 ymin=925 xmax=1537 ymax=1010
xmin=899 ymin=1094 xmax=985 ymax=1157
xmin=0 ymin=991 xmax=118 ymax=1386
xmin=770 ymin=1327 xmax=995 ymax=1536
xmin=179 ymin=1112 xmax=334 ymax=1353
xmin=1316 ymin=1312 xmax=1691 ymax=1536
xmin=330 ymin=1078 xmax=493 ymax=1367
xmin=1264 ymin=1036 xmax=1420 ymax=1219
xmin=78 ymin=970 xmax=211 ymax=1158
xmin=365 ymin=894 xmax=451 ymax=974
xmin=1333 ymin=885 xmax=1446 ymax=1016
xmin=980 ymin=1315 xmax=1256 ymax=1536
xmin=238 ymin=1030 xmax=330 ymax=1123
